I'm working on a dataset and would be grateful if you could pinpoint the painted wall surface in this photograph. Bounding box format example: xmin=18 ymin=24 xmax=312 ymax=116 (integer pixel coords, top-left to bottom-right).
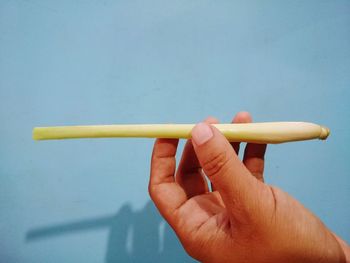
xmin=1 ymin=1 xmax=349 ymax=262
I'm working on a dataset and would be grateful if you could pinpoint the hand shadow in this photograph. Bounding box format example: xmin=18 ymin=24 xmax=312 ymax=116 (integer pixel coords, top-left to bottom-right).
xmin=26 ymin=201 xmax=196 ymax=263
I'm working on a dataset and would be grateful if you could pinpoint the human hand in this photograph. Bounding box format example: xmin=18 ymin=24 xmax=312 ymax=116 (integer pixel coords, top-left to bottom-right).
xmin=149 ymin=112 xmax=347 ymax=263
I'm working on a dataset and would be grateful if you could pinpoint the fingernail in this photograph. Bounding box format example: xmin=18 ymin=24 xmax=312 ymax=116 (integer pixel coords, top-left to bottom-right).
xmin=192 ymin=123 xmax=213 ymax=146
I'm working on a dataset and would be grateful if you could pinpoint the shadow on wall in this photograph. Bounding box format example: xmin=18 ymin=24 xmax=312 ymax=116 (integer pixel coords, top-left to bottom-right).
xmin=26 ymin=201 xmax=196 ymax=263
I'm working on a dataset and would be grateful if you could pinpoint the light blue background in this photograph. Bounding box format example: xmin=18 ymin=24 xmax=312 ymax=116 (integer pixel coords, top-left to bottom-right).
xmin=1 ymin=1 xmax=349 ymax=262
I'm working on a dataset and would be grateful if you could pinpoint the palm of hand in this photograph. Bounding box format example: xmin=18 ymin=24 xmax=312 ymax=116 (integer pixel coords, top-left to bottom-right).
xmin=179 ymin=186 xmax=338 ymax=262
xmin=177 ymin=191 xmax=233 ymax=257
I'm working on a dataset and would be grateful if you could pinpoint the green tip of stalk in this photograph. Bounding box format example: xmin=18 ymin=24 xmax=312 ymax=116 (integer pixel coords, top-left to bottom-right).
xmin=32 ymin=128 xmax=41 ymax=140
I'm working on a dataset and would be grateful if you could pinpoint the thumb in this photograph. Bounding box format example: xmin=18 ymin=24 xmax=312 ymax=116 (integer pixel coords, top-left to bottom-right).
xmin=191 ymin=122 xmax=264 ymax=222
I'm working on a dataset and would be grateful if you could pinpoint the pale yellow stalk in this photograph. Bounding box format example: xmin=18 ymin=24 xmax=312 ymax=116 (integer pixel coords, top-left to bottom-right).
xmin=32 ymin=122 xmax=330 ymax=144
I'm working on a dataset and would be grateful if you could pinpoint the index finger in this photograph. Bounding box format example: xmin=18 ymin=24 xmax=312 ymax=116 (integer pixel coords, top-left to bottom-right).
xmin=148 ymin=138 xmax=187 ymax=226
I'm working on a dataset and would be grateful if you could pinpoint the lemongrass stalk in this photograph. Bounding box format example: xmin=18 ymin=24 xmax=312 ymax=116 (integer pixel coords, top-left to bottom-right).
xmin=32 ymin=122 xmax=330 ymax=144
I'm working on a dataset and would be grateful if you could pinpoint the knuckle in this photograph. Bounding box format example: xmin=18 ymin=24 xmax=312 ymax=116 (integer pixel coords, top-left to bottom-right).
xmin=202 ymin=151 xmax=229 ymax=178
xmin=148 ymin=184 xmax=154 ymax=198
xmin=148 ymin=183 xmax=157 ymax=200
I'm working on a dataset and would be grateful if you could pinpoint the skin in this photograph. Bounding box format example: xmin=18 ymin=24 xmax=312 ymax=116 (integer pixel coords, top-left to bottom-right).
xmin=149 ymin=112 xmax=349 ymax=263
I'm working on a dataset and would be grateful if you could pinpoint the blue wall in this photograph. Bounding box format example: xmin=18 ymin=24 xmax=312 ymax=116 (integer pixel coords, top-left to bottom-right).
xmin=1 ymin=1 xmax=349 ymax=262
